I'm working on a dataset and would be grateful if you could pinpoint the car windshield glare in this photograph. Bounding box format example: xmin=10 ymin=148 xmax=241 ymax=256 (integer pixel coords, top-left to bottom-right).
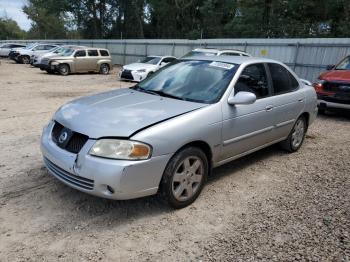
xmin=135 ymin=60 xmax=238 ymax=104
xmin=61 ymin=49 xmax=74 ymax=56
xmin=335 ymin=56 xmax=350 ymax=70
xmin=140 ymin=56 xmax=161 ymax=65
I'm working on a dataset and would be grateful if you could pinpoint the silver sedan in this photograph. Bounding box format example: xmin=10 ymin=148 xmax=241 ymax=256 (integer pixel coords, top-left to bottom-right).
xmin=41 ymin=56 xmax=318 ymax=208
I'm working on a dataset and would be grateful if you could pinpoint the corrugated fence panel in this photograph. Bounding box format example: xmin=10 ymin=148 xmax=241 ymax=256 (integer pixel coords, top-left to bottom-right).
xmin=1 ymin=38 xmax=350 ymax=81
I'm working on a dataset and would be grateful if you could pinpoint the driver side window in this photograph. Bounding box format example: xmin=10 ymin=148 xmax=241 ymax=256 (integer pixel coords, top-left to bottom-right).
xmin=234 ymin=63 xmax=269 ymax=99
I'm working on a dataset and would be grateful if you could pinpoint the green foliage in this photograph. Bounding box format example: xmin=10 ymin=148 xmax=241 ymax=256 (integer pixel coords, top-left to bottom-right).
xmin=2 ymin=0 xmax=350 ymax=40
xmin=0 ymin=18 xmax=25 ymax=40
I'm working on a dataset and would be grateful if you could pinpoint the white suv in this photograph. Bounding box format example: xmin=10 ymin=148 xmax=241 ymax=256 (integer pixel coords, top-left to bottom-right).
xmin=183 ymin=48 xmax=251 ymax=58
xmin=16 ymin=43 xmax=59 ymax=64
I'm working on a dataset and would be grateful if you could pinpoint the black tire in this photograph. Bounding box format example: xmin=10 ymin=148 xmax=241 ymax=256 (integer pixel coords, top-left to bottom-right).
xmin=160 ymin=147 xmax=208 ymax=209
xmin=99 ymin=63 xmax=110 ymax=75
xmin=280 ymin=116 xmax=307 ymax=153
xmin=20 ymin=55 xmax=30 ymax=64
xmin=318 ymin=107 xmax=326 ymax=115
xmin=146 ymin=71 xmax=154 ymax=78
xmin=58 ymin=64 xmax=70 ymax=76
xmin=46 ymin=69 xmax=54 ymax=74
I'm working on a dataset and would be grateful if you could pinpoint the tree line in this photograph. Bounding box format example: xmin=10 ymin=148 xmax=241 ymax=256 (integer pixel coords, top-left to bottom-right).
xmin=1 ymin=0 xmax=350 ymax=40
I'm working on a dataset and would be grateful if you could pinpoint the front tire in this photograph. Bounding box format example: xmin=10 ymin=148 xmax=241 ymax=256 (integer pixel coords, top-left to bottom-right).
xmin=99 ymin=63 xmax=110 ymax=75
xmin=160 ymin=147 xmax=208 ymax=209
xmin=20 ymin=56 xmax=30 ymax=64
xmin=280 ymin=116 xmax=307 ymax=152
xmin=58 ymin=64 xmax=70 ymax=76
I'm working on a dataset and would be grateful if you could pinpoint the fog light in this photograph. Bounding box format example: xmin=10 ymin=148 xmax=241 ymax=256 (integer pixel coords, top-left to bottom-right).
xmin=107 ymin=185 xmax=115 ymax=194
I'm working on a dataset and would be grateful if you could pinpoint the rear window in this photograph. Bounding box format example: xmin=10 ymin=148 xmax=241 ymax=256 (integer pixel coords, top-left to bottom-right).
xmin=99 ymin=50 xmax=109 ymax=56
xmin=268 ymin=63 xmax=299 ymax=95
xmin=88 ymin=50 xmax=99 ymax=56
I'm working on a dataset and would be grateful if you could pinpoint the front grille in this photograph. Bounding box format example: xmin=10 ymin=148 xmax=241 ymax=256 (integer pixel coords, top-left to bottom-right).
xmin=51 ymin=121 xmax=89 ymax=154
xmin=323 ymin=81 xmax=350 ymax=93
xmin=44 ymin=157 xmax=94 ymax=190
xmin=321 ymin=96 xmax=350 ymax=105
xmin=121 ymin=69 xmax=134 ymax=80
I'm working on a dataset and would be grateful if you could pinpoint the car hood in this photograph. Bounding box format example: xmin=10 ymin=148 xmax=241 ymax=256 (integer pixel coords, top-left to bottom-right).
xmin=319 ymin=70 xmax=350 ymax=82
xmin=54 ymin=88 xmax=206 ymax=139
xmin=123 ymin=63 xmax=157 ymax=71
xmin=49 ymin=56 xmax=71 ymax=61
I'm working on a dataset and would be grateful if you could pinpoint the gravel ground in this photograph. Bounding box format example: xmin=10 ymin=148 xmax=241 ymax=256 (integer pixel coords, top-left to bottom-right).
xmin=0 ymin=59 xmax=349 ymax=261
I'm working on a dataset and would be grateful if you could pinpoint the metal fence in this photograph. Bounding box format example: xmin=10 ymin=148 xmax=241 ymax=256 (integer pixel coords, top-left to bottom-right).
xmin=2 ymin=38 xmax=350 ymax=81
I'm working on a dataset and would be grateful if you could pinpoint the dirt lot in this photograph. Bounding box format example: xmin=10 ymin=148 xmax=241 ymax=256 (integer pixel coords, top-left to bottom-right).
xmin=0 ymin=59 xmax=349 ymax=261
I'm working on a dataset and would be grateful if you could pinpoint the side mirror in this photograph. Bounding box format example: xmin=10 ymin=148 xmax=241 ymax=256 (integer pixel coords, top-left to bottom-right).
xmin=228 ymin=91 xmax=256 ymax=105
xmin=160 ymin=62 xmax=167 ymax=66
xmin=326 ymin=64 xmax=335 ymax=70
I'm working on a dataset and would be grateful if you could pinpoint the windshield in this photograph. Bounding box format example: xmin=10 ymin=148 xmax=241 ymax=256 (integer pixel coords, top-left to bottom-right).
xmin=49 ymin=46 xmax=60 ymax=53
xmin=24 ymin=43 xmax=36 ymax=50
xmin=140 ymin=56 xmax=161 ymax=65
xmin=335 ymin=56 xmax=350 ymax=70
xmin=53 ymin=47 xmax=66 ymax=54
xmin=182 ymin=51 xmax=218 ymax=58
xmin=61 ymin=48 xmax=74 ymax=56
xmin=133 ymin=60 xmax=238 ymax=104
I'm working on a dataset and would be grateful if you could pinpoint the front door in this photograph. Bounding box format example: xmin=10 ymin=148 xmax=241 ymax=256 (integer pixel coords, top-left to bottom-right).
xmin=221 ymin=63 xmax=276 ymax=161
xmin=74 ymin=50 xmax=88 ymax=72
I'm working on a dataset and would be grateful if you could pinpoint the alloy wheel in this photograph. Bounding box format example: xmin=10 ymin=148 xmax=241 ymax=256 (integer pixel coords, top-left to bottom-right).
xmin=172 ymin=156 xmax=204 ymax=202
xmin=291 ymin=119 xmax=305 ymax=148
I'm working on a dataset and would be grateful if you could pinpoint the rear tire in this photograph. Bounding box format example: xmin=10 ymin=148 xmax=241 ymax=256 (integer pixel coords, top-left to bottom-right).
xmin=99 ymin=63 xmax=110 ymax=75
xmin=160 ymin=147 xmax=208 ymax=209
xmin=58 ymin=64 xmax=70 ymax=76
xmin=280 ymin=116 xmax=307 ymax=153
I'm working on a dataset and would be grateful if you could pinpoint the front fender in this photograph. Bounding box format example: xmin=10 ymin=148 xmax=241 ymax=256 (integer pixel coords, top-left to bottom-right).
xmin=131 ymin=103 xmax=223 ymax=162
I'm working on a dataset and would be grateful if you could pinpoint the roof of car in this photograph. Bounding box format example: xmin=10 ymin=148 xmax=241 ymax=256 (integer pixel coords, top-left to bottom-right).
xmin=181 ymin=55 xmax=278 ymax=65
xmin=147 ymin=55 xmax=176 ymax=58
xmin=193 ymin=48 xmax=249 ymax=54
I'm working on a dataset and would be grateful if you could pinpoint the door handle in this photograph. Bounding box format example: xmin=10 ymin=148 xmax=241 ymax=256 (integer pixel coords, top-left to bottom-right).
xmin=265 ymin=105 xmax=274 ymax=112
xmin=298 ymin=98 xmax=304 ymax=102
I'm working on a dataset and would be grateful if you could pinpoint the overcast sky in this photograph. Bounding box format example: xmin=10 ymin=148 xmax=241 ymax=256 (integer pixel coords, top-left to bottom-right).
xmin=0 ymin=0 xmax=31 ymax=31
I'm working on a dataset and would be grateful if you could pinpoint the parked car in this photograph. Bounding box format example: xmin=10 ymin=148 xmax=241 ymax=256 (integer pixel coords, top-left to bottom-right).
xmin=40 ymin=47 xmax=112 ymax=75
xmin=183 ymin=48 xmax=251 ymax=58
xmin=119 ymin=56 xmax=177 ymax=82
xmin=313 ymin=55 xmax=350 ymax=113
xmin=15 ymin=43 xmax=59 ymax=64
xmin=41 ymin=56 xmax=317 ymax=208
xmin=9 ymin=42 xmax=39 ymax=61
xmin=0 ymin=43 xmax=26 ymax=57
xmin=32 ymin=45 xmax=86 ymax=67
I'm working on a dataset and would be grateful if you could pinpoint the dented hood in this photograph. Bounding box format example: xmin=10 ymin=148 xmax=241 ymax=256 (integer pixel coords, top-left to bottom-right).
xmin=54 ymin=88 xmax=206 ymax=139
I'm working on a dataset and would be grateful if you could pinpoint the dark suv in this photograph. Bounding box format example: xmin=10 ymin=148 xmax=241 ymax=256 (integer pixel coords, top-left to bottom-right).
xmin=313 ymin=56 xmax=350 ymax=113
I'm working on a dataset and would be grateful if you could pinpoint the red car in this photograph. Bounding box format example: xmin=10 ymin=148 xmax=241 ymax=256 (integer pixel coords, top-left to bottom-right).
xmin=313 ymin=56 xmax=350 ymax=113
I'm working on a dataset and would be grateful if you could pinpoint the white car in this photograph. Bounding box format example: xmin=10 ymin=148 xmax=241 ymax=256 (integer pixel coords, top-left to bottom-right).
xmin=0 ymin=43 xmax=26 ymax=57
xmin=32 ymin=45 xmax=85 ymax=67
xmin=16 ymin=43 xmax=59 ymax=64
xmin=119 ymin=56 xmax=177 ymax=82
xmin=183 ymin=48 xmax=251 ymax=58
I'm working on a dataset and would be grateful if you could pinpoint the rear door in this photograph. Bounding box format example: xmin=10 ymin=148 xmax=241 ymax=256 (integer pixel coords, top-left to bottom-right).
xmin=86 ymin=49 xmax=99 ymax=71
xmin=266 ymin=63 xmax=304 ymax=140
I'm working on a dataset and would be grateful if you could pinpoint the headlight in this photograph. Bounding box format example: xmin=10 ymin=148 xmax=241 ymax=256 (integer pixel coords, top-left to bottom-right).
xmin=136 ymin=69 xmax=146 ymax=73
xmin=89 ymin=139 xmax=151 ymax=160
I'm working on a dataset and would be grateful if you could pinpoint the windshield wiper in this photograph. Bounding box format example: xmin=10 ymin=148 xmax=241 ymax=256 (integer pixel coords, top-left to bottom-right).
xmin=150 ymin=90 xmax=186 ymax=101
xmin=131 ymin=85 xmax=160 ymax=96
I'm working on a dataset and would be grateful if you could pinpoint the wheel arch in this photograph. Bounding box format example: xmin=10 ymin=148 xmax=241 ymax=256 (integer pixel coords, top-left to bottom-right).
xmin=172 ymin=140 xmax=213 ymax=172
xmin=299 ymin=112 xmax=310 ymax=130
